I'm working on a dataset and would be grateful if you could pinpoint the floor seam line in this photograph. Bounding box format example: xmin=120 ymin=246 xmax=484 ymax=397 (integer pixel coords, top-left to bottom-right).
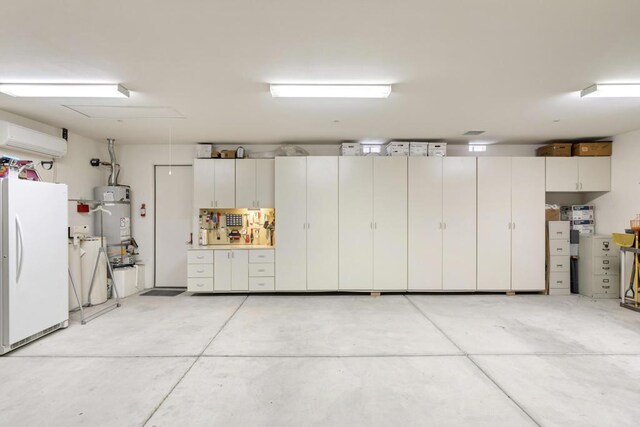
xmin=404 ymin=295 xmax=541 ymax=426
xmin=140 ymin=294 xmax=249 ymax=427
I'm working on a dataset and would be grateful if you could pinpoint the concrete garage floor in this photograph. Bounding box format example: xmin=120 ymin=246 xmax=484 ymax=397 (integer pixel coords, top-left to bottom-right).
xmin=2 ymin=294 xmax=640 ymax=426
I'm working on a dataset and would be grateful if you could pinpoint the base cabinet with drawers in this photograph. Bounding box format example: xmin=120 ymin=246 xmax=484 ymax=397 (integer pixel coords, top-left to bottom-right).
xmin=548 ymin=221 xmax=571 ymax=295
xmin=187 ymin=247 xmax=275 ymax=293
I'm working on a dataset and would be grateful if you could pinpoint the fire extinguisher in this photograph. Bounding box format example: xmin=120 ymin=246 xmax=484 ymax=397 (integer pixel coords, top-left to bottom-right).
xmin=140 ymin=203 xmax=146 ymax=217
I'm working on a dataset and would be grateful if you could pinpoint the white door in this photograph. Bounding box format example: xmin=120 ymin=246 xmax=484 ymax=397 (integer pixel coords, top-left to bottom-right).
xmin=442 ymin=157 xmax=477 ymax=290
xmin=156 ymin=165 xmax=193 ymax=287
xmin=339 ymin=157 xmax=373 ymax=290
xmin=546 ymin=157 xmax=578 ymax=192
xmin=235 ymin=159 xmax=256 ymax=208
xmin=213 ymin=159 xmax=236 ymax=208
xmin=214 ymin=250 xmax=232 ymax=291
xmin=231 ymin=250 xmax=249 ymax=291
xmin=193 ymin=159 xmax=215 ymax=208
xmin=3 ymin=180 xmax=68 ymax=345
xmin=256 ymin=159 xmax=275 ymax=208
xmin=579 ymin=157 xmax=611 ymax=192
xmin=307 ymin=157 xmax=339 ymax=291
xmin=408 ymin=157 xmax=443 ymax=290
xmin=512 ymin=157 xmax=546 ymax=291
xmin=477 ymin=157 xmax=511 ymax=291
xmin=373 ymin=157 xmax=408 ymax=290
xmin=275 ymin=157 xmax=307 ymax=291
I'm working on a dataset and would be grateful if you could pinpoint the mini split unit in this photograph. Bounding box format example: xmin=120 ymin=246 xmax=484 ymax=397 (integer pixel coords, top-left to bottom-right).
xmin=0 ymin=120 xmax=67 ymax=158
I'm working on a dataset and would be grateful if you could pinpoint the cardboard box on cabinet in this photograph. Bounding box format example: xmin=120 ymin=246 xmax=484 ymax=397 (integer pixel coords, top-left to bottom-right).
xmin=536 ymin=143 xmax=572 ymax=157
xmin=572 ymin=142 xmax=612 ymax=156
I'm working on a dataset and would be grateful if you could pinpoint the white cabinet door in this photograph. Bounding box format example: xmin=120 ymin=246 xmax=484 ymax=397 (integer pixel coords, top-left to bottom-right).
xmin=339 ymin=157 xmax=373 ymax=290
xmin=373 ymin=157 xmax=408 ymax=290
xmin=477 ymin=157 xmax=511 ymax=291
xmin=408 ymin=157 xmax=443 ymax=290
xmin=231 ymin=250 xmax=249 ymax=291
xmin=213 ymin=159 xmax=235 ymax=208
xmin=275 ymin=157 xmax=307 ymax=291
xmin=235 ymin=159 xmax=256 ymax=208
xmin=579 ymin=157 xmax=611 ymax=192
xmin=307 ymin=157 xmax=339 ymax=291
xmin=512 ymin=157 xmax=546 ymax=291
xmin=256 ymin=159 xmax=275 ymax=208
xmin=214 ymin=251 xmax=232 ymax=291
xmin=546 ymin=157 xmax=578 ymax=192
xmin=442 ymin=157 xmax=477 ymax=290
xmin=193 ymin=159 xmax=215 ymax=208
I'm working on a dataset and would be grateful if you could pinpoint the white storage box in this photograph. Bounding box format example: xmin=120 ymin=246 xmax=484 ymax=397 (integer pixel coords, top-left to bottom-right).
xmin=341 ymin=142 xmax=361 ymax=156
xmin=112 ymin=266 xmax=140 ymax=298
xmin=572 ymin=223 xmax=595 ymax=235
xmin=561 ymin=205 xmax=594 ymax=221
xmin=386 ymin=141 xmax=410 ymax=156
xmin=196 ymin=144 xmax=214 ymax=159
xmin=428 ymin=143 xmax=447 ymax=157
xmin=409 ymin=142 xmax=429 ymax=156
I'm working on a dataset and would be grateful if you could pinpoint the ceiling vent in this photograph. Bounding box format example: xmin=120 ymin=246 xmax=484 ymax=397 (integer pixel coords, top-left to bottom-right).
xmin=463 ymin=130 xmax=486 ymax=136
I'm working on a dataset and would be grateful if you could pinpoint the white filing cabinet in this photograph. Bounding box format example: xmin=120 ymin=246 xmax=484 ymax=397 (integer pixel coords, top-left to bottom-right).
xmin=548 ymin=221 xmax=571 ymax=295
xmin=578 ymin=235 xmax=619 ymax=298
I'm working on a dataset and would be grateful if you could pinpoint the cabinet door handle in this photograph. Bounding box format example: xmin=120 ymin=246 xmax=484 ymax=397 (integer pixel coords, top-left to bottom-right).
xmin=512 ymin=222 xmax=516 ymax=229
xmin=580 ymin=182 xmax=583 ymax=190
xmin=374 ymin=222 xmax=377 ymax=229
xmin=443 ymin=223 xmax=447 ymax=230
xmin=575 ymin=183 xmax=579 ymax=190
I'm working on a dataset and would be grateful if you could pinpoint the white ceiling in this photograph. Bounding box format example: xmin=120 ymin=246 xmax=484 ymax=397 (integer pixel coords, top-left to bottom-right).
xmin=2 ymin=0 xmax=640 ymax=145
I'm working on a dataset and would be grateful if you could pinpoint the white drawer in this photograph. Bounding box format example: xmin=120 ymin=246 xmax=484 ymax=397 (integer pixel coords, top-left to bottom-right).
xmin=188 ymin=264 xmax=214 ymax=278
xmin=549 ymin=272 xmax=570 ymax=289
xmin=594 ymin=256 xmax=619 ymax=276
xmin=249 ymin=277 xmax=275 ymax=291
xmin=188 ymin=250 xmax=214 ymax=264
xmin=188 ymin=277 xmax=214 ymax=292
xmin=249 ymin=249 xmax=275 ymax=264
xmin=249 ymin=263 xmax=275 ymax=277
xmin=548 ymin=222 xmax=570 ymax=240
xmin=549 ymin=256 xmax=570 ymax=273
xmin=549 ymin=239 xmax=570 ymax=256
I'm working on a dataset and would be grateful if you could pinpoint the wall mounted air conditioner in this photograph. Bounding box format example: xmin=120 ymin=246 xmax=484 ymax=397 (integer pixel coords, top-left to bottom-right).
xmin=0 ymin=120 xmax=67 ymax=158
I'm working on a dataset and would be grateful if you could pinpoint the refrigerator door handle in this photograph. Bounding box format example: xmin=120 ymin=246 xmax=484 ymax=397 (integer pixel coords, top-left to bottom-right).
xmin=16 ymin=216 xmax=24 ymax=283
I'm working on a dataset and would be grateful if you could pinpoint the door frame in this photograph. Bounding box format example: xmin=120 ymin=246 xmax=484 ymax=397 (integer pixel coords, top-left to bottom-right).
xmin=153 ymin=164 xmax=192 ymax=288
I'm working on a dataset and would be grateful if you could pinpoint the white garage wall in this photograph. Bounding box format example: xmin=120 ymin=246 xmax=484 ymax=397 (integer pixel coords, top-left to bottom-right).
xmin=0 ymin=109 xmax=109 ymax=229
xmin=591 ymin=129 xmax=640 ymax=235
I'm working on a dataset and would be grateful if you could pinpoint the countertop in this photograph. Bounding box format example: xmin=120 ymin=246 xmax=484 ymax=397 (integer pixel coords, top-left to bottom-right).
xmin=188 ymin=244 xmax=275 ymax=250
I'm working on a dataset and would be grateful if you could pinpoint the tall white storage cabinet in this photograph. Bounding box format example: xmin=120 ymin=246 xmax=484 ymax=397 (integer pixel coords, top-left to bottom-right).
xmin=511 ymin=157 xmax=545 ymax=291
xmin=306 ymin=157 xmax=339 ymax=291
xmin=275 ymin=157 xmax=307 ymax=291
xmin=477 ymin=157 xmax=512 ymax=290
xmin=477 ymin=157 xmax=545 ymax=291
xmin=442 ymin=157 xmax=477 ymax=290
xmin=373 ymin=157 xmax=407 ymax=290
xmin=338 ymin=157 xmax=407 ymax=291
xmin=275 ymin=157 xmax=339 ymax=291
xmin=408 ymin=157 xmax=443 ymax=290
xmin=339 ymin=157 xmax=374 ymax=290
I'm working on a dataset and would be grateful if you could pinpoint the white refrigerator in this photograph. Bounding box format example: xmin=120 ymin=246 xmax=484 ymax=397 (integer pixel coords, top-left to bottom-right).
xmin=0 ymin=178 xmax=69 ymax=354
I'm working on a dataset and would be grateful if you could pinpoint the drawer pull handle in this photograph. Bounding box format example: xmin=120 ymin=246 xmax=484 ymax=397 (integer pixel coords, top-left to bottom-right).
xmin=603 ymin=279 xmax=610 ymax=283
xmin=602 ymin=285 xmax=610 ymax=289
xmin=197 ymin=270 xmax=204 ymax=273
xmin=258 ymin=269 xmax=265 ymax=272
xmin=197 ymin=284 xmax=203 ymax=287
xmin=196 ymin=256 xmax=204 ymax=259
xmin=603 ymin=260 xmax=610 ymax=265
xmin=557 ymin=280 xmax=563 ymax=284
xmin=556 ymin=264 xmax=563 ymax=267
xmin=603 ymin=267 xmax=610 ymax=270
xmin=556 ymin=248 xmax=562 ymax=251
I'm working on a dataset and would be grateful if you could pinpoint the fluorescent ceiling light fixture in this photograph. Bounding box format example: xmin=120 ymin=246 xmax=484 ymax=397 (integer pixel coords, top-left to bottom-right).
xmin=580 ymin=83 xmax=640 ymax=98
xmin=270 ymin=84 xmax=391 ymax=98
xmin=0 ymin=83 xmax=130 ymax=98
xmin=469 ymin=145 xmax=487 ymax=152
